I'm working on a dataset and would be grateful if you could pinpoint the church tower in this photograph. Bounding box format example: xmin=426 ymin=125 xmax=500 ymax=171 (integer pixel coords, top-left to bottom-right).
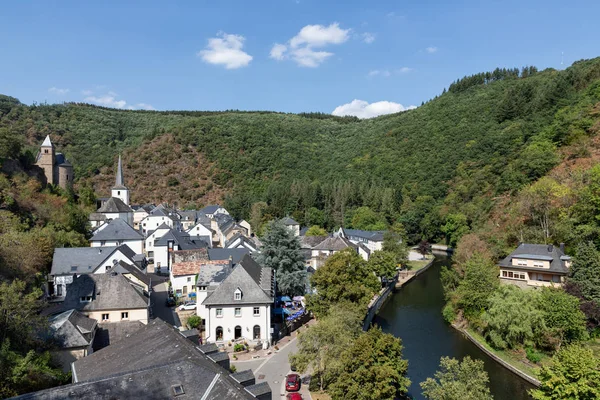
xmin=111 ymin=155 xmax=130 ymax=205
xmin=37 ymin=135 xmax=56 ymax=185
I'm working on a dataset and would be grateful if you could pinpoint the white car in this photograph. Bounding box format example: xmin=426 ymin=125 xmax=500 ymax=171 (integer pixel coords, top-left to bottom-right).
xmin=179 ymin=302 xmax=196 ymax=311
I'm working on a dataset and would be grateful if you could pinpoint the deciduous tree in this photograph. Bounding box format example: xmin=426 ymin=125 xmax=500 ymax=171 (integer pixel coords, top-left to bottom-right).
xmin=420 ymin=356 xmax=493 ymax=400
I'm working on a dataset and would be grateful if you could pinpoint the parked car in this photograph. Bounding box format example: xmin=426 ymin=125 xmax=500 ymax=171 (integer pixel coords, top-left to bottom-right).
xmin=285 ymin=374 xmax=300 ymax=392
xmin=179 ymin=301 xmax=196 ymax=311
xmin=165 ymin=297 xmax=176 ymax=307
xmin=286 ymin=393 xmax=303 ymax=400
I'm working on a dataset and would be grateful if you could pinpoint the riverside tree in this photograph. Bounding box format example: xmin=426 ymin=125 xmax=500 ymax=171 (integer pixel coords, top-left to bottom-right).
xmin=255 ymin=219 xmax=307 ymax=296
xmin=420 ymin=356 xmax=493 ymax=400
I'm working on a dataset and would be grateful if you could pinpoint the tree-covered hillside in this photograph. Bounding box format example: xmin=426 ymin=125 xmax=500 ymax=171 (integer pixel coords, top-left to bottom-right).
xmin=2 ymin=57 xmax=600 ymax=247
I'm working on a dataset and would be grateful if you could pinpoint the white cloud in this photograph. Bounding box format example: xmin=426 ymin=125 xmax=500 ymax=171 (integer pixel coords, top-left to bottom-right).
xmin=362 ymin=32 xmax=376 ymax=44
xmin=332 ymin=99 xmax=416 ymax=119
xmin=271 ymin=22 xmax=349 ymax=67
xmin=48 ymin=87 xmax=69 ymax=95
xmin=81 ymin=89 xmax=93 ymax=96
xmin=84 ymin=93 xmax=154 ymax=110
xmin=425 ymin=46 xmax=438 ymax=53
xmin=397 ymin=67 xmax=413 ymax=73
xmin=270 ymin=43 xmax=287 ymax=60
xmin=198 ymin=32 xmax=253 ymax=69
xmin=368 ymin=69 xmax=391 ymax=78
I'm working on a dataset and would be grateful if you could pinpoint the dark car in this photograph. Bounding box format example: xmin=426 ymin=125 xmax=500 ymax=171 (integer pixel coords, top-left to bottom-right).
xmin=285 ymin=374 xmax=300 ymax=392
xmin=165 ymin=297 xmax=176 ymax=307
xmin=286 ymin=393 xmax=303 ymax=400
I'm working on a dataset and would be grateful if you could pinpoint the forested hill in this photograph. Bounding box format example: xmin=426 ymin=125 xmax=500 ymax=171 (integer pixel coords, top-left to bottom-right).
xmin=2 ymin=57 xmax=600 ymax=248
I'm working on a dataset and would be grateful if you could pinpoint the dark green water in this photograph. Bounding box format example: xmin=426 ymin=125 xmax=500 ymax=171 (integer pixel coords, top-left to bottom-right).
xmin=373 ymin=256 xmax=534 ymax=400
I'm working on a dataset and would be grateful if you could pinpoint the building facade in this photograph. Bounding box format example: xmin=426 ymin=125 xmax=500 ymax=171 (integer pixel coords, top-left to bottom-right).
xmin=35 ymin=135 xmax=73 ymax=189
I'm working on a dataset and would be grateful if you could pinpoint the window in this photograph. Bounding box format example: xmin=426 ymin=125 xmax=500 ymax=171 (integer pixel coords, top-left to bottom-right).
xmin=516 ymin=260 xmax=527 ymax=266
xmin=216 ymin=308 xmax=223 ymax=317
xmin=253 ymin=307 xmax=260 ymax=316
xmin=172 ymin=385 xmax=185 ymax=396
xmin=533 ymin=262 xmax=544 ymax=268
xmin=101 ymin=240 xmax=106 ymax=246
xmin=44 ymin=149 xmax=48 ymax=154
xmin=199 ymin=286 xmax=206 ymax=291
xmin=102 ymin=313 xmax=109 ymax=321
xmin=502 ymin=271 xmax=508 ymax=277
xmin=80 ymin=296 xmax=92 ymax=302
xmin=235 ymin=308 xmax=241 ymax=317
xmin=508 ymin=271 xmax=514 ymax=278
xmin=71 ymin=266 xmax=78 ymax=272
xmin=176 ymin=289 xmax=182 ymax=295
xmin=235 ymin=292 xmax=241 ymax=300
xmin=187 ymin=277 xmax=192 ymax=282
xmin=121 ymin=312 xmax=128 ymax=320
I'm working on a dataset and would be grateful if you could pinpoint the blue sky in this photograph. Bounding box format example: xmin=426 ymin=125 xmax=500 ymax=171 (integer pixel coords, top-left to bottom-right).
xmin=1 ymin=0 xmax=600 ymax=117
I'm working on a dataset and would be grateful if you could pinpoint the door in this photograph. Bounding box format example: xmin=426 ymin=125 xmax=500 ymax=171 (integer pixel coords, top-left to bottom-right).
xmin=253 ymin=325 xmax=261 ymax=340
xmin=234 ymin=326 xmax=242 ymax=339
xmin=216 ymin=326 xmax=223 ymax=341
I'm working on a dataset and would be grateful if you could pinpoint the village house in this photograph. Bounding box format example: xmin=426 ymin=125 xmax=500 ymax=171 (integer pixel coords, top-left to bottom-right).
xmin=199 ymin=204 xmax=229 ymax=219
xmin=299 ymin=235 xmax=329 ymax=268
xmin=225 ymin=232 xmax=260 ymax=253
xmin=498 ymin=243 xmax=571 ymax=287
xmin=338 ymin=227 xmax=385 ymax=252
xmin=140 ymin=204 xmax=182 ymax=235
xmin=200 ymin=255 xmax=274 ymax=345
xmin=310 ymin=236 xmax=358 ymax=269
xmin=179 ymin=210 xmax=200 ymax=231
xmin=282 ymin=216 xmax=300 ymax=236
xmin=152 ymin=229 xmax=211 ymax=273
xmin=211 ymin=213 xmax=249 ymax=247
xmin=186 ymin=214 xmax=214 ymax=238
xmin=49 ymin=245 xmax=138 ymax=298
xmin=59 ymin=272 xmax=150 ymax=324
xmin=47 ymin=309 xmax=97 ymax=372
xmin=35 ymin=135 xmax=74 ymax=189
xmin=169 ymin=248 xmax=209 ymax=297
xmin=144 ymin=223 xmax=171 ymax=261
xmin=89 ymin=218 xmax=144 ymax=254
xmin=132 ymin=204 xmax=155 ymax=230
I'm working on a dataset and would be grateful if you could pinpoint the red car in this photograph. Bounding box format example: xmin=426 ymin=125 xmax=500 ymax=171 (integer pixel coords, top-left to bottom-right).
xmin=285 ymin=373 xmax=301 ymax=392
xmin=286 ymin=393 xmax=303 ymax=400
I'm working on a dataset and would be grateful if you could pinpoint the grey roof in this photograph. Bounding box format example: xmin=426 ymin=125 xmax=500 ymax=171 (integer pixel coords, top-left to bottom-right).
xmin=88 ymin=213 xmax=107 ymax=221
xmin=59 ymin=273 xmax=149 ymax=312
xmin=215 ymin=213 xmax=235 ymax=231
xmin=90 ymin=218 xmax=143 ymax=241
xmin=51 ymin=246 xmax=121 ymax=276
xmin=300 ymin=235 xmax=329 ymax=249
xmin=49 ymin=309 xmax=97 ymax=349
xmin=97 ymin=197 xmax=133 ymax=213
xmin=357 ymin=242 xmax=371 ymax=255
xmin=498 ymin=243 xmax=570 ymax=274
xmin=112 ymin=155 xmax=126 ymax=190
xmin=114 ymin=261 xmax=151 ymax=287
xmin=68 ymin=319 xmax=256 ymax=399
xmin=203 ymin=255 xmax=273 ymax=306
xmin=225 ymin=233 xmax=258 ymax=251
xmin=92 ymin=320 xmax=145 ymax=351
xmin=147 ymin=204 xmax=179 ymax=221
xmin=281 ymin=216 xmax=299 ymax=226
xmin=133 ymin=204 xmax=155 ymax=213
xmin=199 ymin=204 xmax=221 ymax=214
xmin=231 ymin=369 xmax=255 ymax=386
xmin=245 ymin=382 xmax=271 ymax=397
xmin=180 ymin=210 xmax=199 ymax=221
xmin=196 ymin=261 xmax=233 ymax=287
xmin=41 ymin=135 xmax=53 ymax=147
xmin=155 ymin=229 xmax=210 ymax=250
xmin=313 ymin=236 xmax=356 ymax=251
xmin=342 ymin=228 xmax=385 ymax=242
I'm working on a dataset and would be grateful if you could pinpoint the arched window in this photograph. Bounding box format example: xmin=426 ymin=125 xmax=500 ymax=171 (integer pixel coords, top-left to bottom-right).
xmin=253 ymin=325 xmax=261 ymax=340
xmin=234 ymin=325 xmax=242 ymax=339
xmin=216 ymin=326 xmax=223 ymax=341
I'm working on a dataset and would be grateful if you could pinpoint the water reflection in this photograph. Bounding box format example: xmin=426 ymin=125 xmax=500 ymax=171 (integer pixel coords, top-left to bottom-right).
xmin=373 ymin=256 xmax=534 ymax=400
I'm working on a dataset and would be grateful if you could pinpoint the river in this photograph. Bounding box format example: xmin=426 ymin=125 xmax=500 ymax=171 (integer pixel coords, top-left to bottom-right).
xmin=373 ymin=256 xmax=534 ymax=400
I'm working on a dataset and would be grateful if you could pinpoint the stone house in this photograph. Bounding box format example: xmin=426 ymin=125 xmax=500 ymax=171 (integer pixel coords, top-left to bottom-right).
xmin=498 ymin=243 xmax=571 ymax=288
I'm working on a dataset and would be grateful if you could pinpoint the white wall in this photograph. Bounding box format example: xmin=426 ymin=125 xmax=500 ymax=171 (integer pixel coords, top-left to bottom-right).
xmin=95 ymin=249 xmax=136 ymax=273
xmin=205 ymin=304 xmax=270 ymax=343
xmin=145 ymin=227 xmax=170 ymax=256
xmin=170 ymin=274 xmax=195 ymax=296
xmin=111 ymin=188 xmax=130 ymax=206
xmin=141 ymin=216 xmax=174 ymax=236
xmin=187 ymin=223 xmax=212 ymax=238
xmin=84 ymin=307 xmax=148 ymax=324
xmin=101 ymin=211 xmax=133 ymax=227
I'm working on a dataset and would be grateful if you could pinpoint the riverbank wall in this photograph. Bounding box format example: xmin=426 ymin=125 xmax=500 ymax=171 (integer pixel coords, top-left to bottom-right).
xmin=363 ymin=257 xmax=436 ymax=330
xmin=454 ymin=325 xmax=541 ymax=387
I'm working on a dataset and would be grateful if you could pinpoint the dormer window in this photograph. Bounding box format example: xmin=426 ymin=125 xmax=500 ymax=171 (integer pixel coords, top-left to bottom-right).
xmin=80 ymin=296 xmax=92 ymax=302
xmin=234 ymin=288 xmax=242 ymax=301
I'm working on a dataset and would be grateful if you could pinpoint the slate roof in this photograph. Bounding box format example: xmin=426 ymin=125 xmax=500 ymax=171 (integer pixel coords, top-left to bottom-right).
xmin=97 ymin=197 xmax=133 ymax=213
xmin=179 ymin=210 xmax=198 ymax=221
xmin=88 ymin=212 xmax=107 ymax=222
xmin=92 ymin=320 xmax=145 ymax=351
xmin=133 ymin=204 xmax=155 ymax=213
xmin=90 ymin=218 xmax=143 ymax=241
xmin=60 ymin=273 xmax=149 ymax=312
xmin=498 ymin=243 xmax=570 ymax=275
xmin=300 ymin=235 xmax=329 ymax=249
xmin=225 ymin=233 xmax=259 ymax=251
xmin=41 ymin=135 xmax=53 ymax=147
xmin=196 ymin=261 xmax=233 ymax=286
xmin=313 ymin=236 xmax=357 ymax=251
xmin=115 ymin=261 xmax=152 ymax=287
xmin=208 ymin=248 xmax=251 ymax=264
xmin=51 ymin=246 xmax=120 ymax=276
xmin=155 ymin=229 xmax=210 ymax=250
xmin=342 ymin=228 xmax=385 ymax=242
xmin=203 ymin=255 xmax=273 ymax=306
xmin=49 ymin=309 xmax=97 ymax=349
xmin=281 ymin=216 xmax=299 ymax=225
xmin=199 ymin=204 xmax=221 ymax=215
xmin=147 ymin=204 xmax=179 ymax=221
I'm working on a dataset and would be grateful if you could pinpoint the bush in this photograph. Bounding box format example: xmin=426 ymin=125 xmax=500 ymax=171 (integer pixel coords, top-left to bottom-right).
xmin=526 ymin=347 xmax=542 ymax=364
xmin=230 ymin=365 xmax=237 ymax=373
xmin=186 ymin=315 xmax=201 ymax=329
xmin=442 ymin=303 xmax=457 ymax=323
xmin=233 ymin=343 xmax=245 ymax=352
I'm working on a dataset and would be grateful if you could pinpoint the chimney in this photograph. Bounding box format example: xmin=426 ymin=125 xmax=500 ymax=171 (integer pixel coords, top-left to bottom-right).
xmin=548 ymin=244 xmax=553 ymax=252
xmin=560 ymin=243 xmax=565 ymax=253
xmin=98 ymin=249 xmax=102 ymax=254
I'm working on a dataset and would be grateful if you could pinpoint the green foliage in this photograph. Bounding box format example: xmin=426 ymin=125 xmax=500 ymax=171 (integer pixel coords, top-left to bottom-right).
xmin=455 ymin=254 xmax=499 ymax=319
xmin=349 ymin=206 xmax=387 ymax=231
xmin=368 ymin=250 xmax=398 ymax=280
xmin=0 ymin=127 xmax=23 ymax=160
xmin=233 ymin=343 xmax=245 ymax=352
xmin=526 ymin=347 xmax=542 ymax=364
xmin=537 ymin=287 xmax=588 ymax=345
xmin=441 ymin=213 xmax=470 ymax=247
xmin=531 ymin=345 xmax=600 ymax=400
xmin=568 ymin=242 xmax=600 ymax=305
xmin=254 ymin=219 xmax=306 ymax=296
xmin=329 ymin=328 xmax=410 ymax=400
xmin=305 ymin=225 xmax=327 ymax=236
xmin=289 ymin=308 xmax=362 ymax=391
xmin=420 ymin=356 xmax=493 ymax=400
xmin=382 ymin=227 xmax=408 ymax=266
xmin=306 ymin=249 xmax=380 ymax=318
xmin=186 ymin=315 xmax=201 ymax=330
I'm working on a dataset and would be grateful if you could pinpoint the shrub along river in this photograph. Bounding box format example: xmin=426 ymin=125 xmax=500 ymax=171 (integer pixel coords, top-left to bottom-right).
xmin=374 ymin=256 xmax=534 ymax=400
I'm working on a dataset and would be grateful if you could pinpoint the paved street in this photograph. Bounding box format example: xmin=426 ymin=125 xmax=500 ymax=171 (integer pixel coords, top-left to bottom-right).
xmin=151 ymin=281 xmax=181 ymax=327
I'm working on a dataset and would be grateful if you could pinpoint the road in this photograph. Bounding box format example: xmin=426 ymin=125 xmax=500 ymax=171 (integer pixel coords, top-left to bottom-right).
xmin=151 ymin=281 xmax=181 ymax=327
xmin=233 ymin=337 xmax=312 ymax=399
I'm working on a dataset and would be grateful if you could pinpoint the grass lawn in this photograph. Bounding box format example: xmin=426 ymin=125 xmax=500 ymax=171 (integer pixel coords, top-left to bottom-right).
xmin=407 ymin=255 xmax=434 ymax=271
xmin=466 ymin=328 xmax=547 ymax=378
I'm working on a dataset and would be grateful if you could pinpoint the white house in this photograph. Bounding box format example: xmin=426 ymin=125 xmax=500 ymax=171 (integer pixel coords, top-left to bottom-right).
xmin=144 ymin=223 xmax=171 ymax=260
xmin=211 ymin=214 xmax=248 ymax=248
xmin=132 ymin=204 xmax=155 ymax=230
xmin=49 ymin=245 xmax=138 ymax=298
xmin=199 ymin=204 xmax=229 ymax=220
xmin=282 ymin=217 xmax=300 ymax=237
xmin=186 ymin=218 xmax=214 ymax=239
xmin=338 ymin=228 xmax=385 ymax=252
xmin=140 ymin=204 xmax=181 ymax=236
xmin=153 ymin=229 xmax=210 ymax=273
xmin=89 ymin=218 xmax=144 ymax=254
xmin=200 ymin=255 xmax=273 ymax=345
xmin=310 ymin=236 xmax=357 ymax=269
xmin=225 ymin=232 xmax=260 ymax=254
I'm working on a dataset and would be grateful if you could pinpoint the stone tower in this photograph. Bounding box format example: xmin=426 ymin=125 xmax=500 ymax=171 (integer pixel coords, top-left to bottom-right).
xmin=57 ymin=161 xmax=73 ymax=189
xmin=37 ymin=135 xmax=56 ymax=185
xmin=111 ymin=155 xmax=130 ymax=205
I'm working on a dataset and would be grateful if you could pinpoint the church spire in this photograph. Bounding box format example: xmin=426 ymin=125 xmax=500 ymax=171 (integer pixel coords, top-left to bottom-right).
xmin=41 ymin=135 xmax=53 ymax=147
xmin=114 ymin=154 xmax=124 ymax=188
